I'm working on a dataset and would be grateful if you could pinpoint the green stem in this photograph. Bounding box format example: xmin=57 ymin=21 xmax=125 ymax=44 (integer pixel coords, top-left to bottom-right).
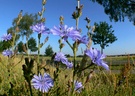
xmin=59 ymin=38 xmax=62 ymax=52
xmin=71 ymin=44 xmax=77 ymax=95
xmin=66 ymin=40 xmax=73 ymax=50
xmin=73 ymin=49 xmax=76 ymax=77
xmin=79 ymin=63 xmax=93 ymax=72
xmin=28 ymin=80 xmax=33 ymax=96
xmin=37 ymin=34 xmax=41 ymax=74
xmin=73 ymin=44 xmax=77 ymax=76
xmin=76 ymin=18 xmax=79 ymax=30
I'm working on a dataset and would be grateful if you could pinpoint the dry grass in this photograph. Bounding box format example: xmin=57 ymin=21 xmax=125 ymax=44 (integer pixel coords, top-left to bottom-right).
xmin=0 ymin=54 xmax=135 ymax=95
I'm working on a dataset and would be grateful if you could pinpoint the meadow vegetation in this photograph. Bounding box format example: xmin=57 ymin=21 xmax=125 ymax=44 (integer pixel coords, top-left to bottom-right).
xmin=0 ymin=0 xmax=135 ymax=96
xmin=0 ymin=54 xmax=135 ymax=95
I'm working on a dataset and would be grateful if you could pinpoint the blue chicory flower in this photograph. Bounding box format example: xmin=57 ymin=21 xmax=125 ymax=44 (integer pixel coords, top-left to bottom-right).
xmin=65 ymin=61 xmax=73 ymax=69
xmin=1 ymin=33 xmax=12 ymax=41
xmin=54 ymin=52 xmax=68 ymax=64
xmin=50 ymin=24 xmax=81 ymax=41
xmin=85 ymin=48 xmax=109 ymax=70
xmin=77 ymin=35 xmax=89 ymax=44
xmin=54 ymin=52 xmax=73 ymax=69
xmin=74 ymin=80 xmax=84 ymax=93
xmin=31 ymin=73 xmax=54 ymax=93
xmin=30 ymin=22 xmax=49 ymax=35
xmin=2 ymin=50 xmax=13 ymax=57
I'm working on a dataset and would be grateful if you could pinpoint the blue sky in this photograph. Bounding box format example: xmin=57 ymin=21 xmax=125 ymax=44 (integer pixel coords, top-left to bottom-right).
xmin=0 ymin=0 xmax=135 ymax=55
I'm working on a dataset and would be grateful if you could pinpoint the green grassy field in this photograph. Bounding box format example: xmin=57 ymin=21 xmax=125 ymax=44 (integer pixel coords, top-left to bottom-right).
xmin=0 ymin=54 xmax=135 ymax=95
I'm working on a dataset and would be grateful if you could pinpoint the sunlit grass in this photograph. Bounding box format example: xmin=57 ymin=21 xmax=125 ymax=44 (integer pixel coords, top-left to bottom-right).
xmin=0 ymin=54 xmax=135 ymax=95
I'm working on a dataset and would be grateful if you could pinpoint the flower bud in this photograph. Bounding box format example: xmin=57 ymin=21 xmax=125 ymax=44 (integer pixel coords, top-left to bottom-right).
xmin=84 ymin=17 xmax=90 ymax=23
xmin=58 ymin=39 xmax=61 ymax=44
xmin=44 ymin=36 xmax=49 ymax=43
xmin=59 ymin=16 xmax=64 ymax=21
xmin=38 ymin=12 xmax=42 ymax=16
xmin=59 ymin=43 xmax=65 ymax=49
xmin=41 ymin=18 xmax=46 ymax=22
xmin=42 ymin=0 xmax=46 ymax=5
xmin=59 ymin=16 xmax=64 ymax=25
xmin=72 ymin=11 xmax=78 ymax=19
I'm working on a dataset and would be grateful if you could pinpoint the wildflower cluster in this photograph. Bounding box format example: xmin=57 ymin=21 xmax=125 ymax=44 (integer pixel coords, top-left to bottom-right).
xmin=29 ymin=21 xmax=109 ymax=94
xmin=0 ymin=1 xmax=111 ymax=95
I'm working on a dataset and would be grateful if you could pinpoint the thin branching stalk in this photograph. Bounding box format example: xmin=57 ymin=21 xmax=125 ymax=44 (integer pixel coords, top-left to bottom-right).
xmin=37 ymin=33 xmax=41 ymax=74
xmin=71 ymin=1 xmax=80 ymax=94
xmin=28 ymin=80 xmax=33 ymax=96
xmin=73 ymin=46 xmax=77 ymax=77
xmin=66 ymin=40 xmax=73 ymax=50
xmin=76 ymin=18 xmax=79 ymax=30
